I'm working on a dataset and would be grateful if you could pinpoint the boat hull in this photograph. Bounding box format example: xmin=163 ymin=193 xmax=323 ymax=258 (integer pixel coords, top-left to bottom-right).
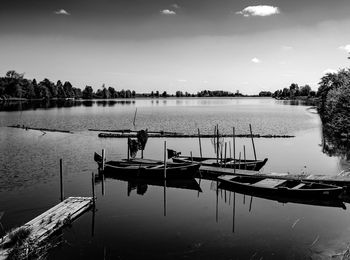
xmin=172 ymin=157 xmax=268 ymax=171
xmin=218 ymin=176 xmax=344 ymax=199
xmin=103 ymin=161 xmax=200 ymax=179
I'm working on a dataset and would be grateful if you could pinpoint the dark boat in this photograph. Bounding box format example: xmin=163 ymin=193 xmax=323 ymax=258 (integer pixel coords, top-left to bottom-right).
xmin=94 ymin=152 xmax=200 ymax=179
xmin=172 ymin=156 xmax=268 ymax=171
xmin=218 ymin=175 xmax=344 ymax=199
xmin=218 ymin=179 xmax=346 ymax=209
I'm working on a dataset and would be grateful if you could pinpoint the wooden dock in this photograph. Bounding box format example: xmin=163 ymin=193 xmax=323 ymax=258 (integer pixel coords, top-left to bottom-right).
xmin=0 ymin=197 xmax=93 ymax=260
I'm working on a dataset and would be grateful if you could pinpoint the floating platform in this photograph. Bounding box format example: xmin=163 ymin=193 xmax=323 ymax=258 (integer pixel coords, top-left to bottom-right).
xmin=97 ymin=132 xmax=295 ymax=138
xmin=8 ymin=125 xmax=72 ymax=133
xmin=0 ymin=197 xmax=93 ymax=260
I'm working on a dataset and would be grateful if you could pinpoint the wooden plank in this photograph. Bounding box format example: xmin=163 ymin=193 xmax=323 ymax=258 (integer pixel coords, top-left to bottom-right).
xmin=252 ymin=178 xmax=287 ymax=188
xmin=0 ymin=197 xmax=93 ymax=260
xmin=292 ymin=183 xmax=305 ymax=190
xmin=200 ymin=165 xmax=258 ymax=176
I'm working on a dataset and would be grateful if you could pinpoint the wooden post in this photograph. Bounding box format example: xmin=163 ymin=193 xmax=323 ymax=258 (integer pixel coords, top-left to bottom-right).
xmin=233 ymin=127 xmax=236 ymax=173
xmin=198 ymin=128 xmax=202 ymax=159
xmin=60 ymin=159 xmax=64 ymax=202
xmin=249 ymin=124 xmax=257 ymax=160
xmin=216 ymin=125 xmax=219 ymax=163
xmin=127 ymin=138 xmax=130 ymax=160
xmin=190 ymin=151 xmax=193 ymax=164
xmin=224 ymin=142 xmax=227 ymax=168
xmin=238 ymin=152 xmax=241 ymax=170
xmin=229 ymin=141 xmax=232 ymax=159
xmin=220 ymin=145 xmax=223 ymax=167
xmin=101 ymin=149 xmax=105 ymax=171
xmin=163 ymin=141 xmax=167 ymax=179
xmin=243 ymin=145 xmax=246 ymax=170
xmin=92 ymin=172 xmax=95 ymax=206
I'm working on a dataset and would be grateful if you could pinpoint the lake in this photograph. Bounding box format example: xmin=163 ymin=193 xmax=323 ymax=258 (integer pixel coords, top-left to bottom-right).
xmin=0 ymin=97 xmax=349 ymax=259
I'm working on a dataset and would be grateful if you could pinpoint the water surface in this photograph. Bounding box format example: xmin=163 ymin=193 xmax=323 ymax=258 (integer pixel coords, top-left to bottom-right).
xmin=0 ymin=98 xmax=349 ymax=259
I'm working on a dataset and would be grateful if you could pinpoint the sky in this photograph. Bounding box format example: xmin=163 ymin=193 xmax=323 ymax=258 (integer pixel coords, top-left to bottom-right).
xmin=1 ymin=0 xmax=350 ymax=94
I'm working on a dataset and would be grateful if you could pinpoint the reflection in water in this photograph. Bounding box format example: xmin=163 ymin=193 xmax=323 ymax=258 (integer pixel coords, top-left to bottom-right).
xmin=322 ymin=125 xmax=350 ymax=161
xmin=95 ymin=172 xmax=202 ymax=196
xmin=0 ymin=99 xmax=136 ymax=112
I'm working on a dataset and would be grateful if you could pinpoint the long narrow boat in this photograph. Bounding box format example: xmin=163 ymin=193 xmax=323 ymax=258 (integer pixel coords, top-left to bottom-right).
xmin=218 ymin=181 xmax=346 ymax=209
xmin=94 ymin=153 xmax=200 ymax=179
xmin=218 ymin=175 xmax=344 ymax=199
xmin=172 ymin=155 xmax=268 ymax=171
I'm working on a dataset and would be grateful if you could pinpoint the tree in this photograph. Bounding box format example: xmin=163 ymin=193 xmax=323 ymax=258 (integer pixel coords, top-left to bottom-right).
xmin=176 ymin=91 xmax=183 ymax=97
xmin=162 ymin=91 xmax=167 ymax=97
xmin=108 ymin=87 xmax=116 ymax=98
xmin=5 ymin=70 xmax=24 ymax=79
xmin=299 ymin=85 xmax=311 ymax=96
xmin=82 ymin=86 xmax=94 ymax=99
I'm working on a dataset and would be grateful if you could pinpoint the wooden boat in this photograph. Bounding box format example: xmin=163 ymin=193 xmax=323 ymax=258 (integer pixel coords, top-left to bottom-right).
xmin=218 ymin=180 xmax=346 ymax=209
xmin=218 ymin=175 xmax=344 ymax=199
xmin=94 ymin=153 xmax=200 ymax=179
xmin=172 ymin=155 xmax=268 ymax=171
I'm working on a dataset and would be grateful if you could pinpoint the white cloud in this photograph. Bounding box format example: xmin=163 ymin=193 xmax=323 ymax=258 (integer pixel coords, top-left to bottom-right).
xmin=54 ymin=9 xmax=70 ymax=15
xmin=236 ymin=5 xmax=280 ymax=17
xmin=251 ymin=57 xmax=261 ymax=63
xmin=160 ymin=9 xmax=176 ymax=15
xmin=339 ymin=44 xmax=350 ymax=52
xmin=323 ymin=68 xmax=337 ymax=74
xmin=177 ymin=79 xmax=187 ymax=82
xmin=171 ymin=4 xmax=180 ymax=9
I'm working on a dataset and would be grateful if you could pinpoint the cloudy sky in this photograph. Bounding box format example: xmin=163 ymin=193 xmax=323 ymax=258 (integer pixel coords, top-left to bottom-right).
xmin=1 ymin=0 xmax=350 ymax=94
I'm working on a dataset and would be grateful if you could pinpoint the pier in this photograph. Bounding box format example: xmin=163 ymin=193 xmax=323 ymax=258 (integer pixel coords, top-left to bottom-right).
xmin=0 ymin=197 xmax=93 ymax=260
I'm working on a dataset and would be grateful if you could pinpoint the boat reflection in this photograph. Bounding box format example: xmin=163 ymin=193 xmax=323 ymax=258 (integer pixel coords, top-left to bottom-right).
xmin=218 ymin=181 xmax=346 ymax=210
xmin=95 ymin=172 xmax=202 ymax=196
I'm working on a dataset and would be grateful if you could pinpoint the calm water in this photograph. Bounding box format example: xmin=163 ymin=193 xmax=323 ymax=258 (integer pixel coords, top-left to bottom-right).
xmin=0 ymin=97 xmax=349 ymax=259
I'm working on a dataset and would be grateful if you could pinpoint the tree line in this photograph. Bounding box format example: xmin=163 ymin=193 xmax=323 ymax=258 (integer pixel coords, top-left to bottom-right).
xmin=0 ymin=70 xmax=247 ymax=100
xmin=271 ymin=83 xmax=316 ymax=99
xmin=0 ymin=70 xmax=139 ymax=100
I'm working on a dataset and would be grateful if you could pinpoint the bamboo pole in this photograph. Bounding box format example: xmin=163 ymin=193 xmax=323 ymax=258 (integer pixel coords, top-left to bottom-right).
xmin=224 ymin=142 xmax=227 ymax=168
xmin=243 ymin=145 xmax=246 ymax=170
xmin=60 ymin=159 xmax=64 ymax=202
xmin=233 ymin=127 xmax=236 ymax=173
xmin=127 ymin=138 xmax=130 ymax=161
xmin=164 ymin=141 xmax=167 ymax=179
xmin=101 ymin=149 xmax=105 ymax=171
xmin=249 ymin=124 xmax=257 ymax=160
xmin=216 ymin=125 xmax=219 ymax=163
xmin=198 ymin=128 xmax=203 ymax=159
xmin=238 ymin=152 xmax=241 ymax=170
xmin=229 ymin=141 xmax=232 ymax=159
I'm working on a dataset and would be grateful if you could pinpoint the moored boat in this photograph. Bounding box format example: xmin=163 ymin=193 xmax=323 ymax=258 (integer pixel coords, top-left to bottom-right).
xmin=218 ymin=175 xmax=344 ymax=199
xmin=94 ymin=152 xmax=200 ymax=179
xmin=172 ymin=155 xmax=268 ymax=171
